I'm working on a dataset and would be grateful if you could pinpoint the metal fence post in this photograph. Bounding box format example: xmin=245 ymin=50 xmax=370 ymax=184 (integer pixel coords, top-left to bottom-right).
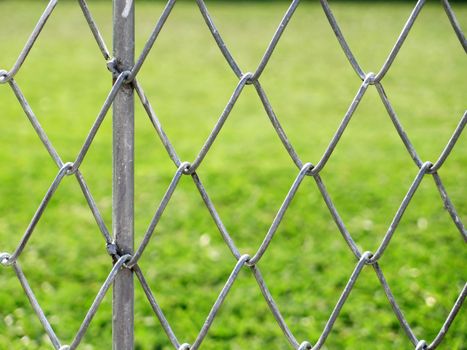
xmin=112 ymin=0 xmax=135 ymax=349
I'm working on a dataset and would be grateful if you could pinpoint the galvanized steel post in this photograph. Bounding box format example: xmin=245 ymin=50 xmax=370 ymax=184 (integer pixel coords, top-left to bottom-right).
xmin=112 ymin=0 xmax=135 ymax=349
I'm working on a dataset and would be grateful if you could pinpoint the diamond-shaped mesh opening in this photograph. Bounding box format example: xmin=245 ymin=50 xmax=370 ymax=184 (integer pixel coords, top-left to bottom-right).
xmin=199 ymin=272 xmax=292 ymax=350
xmin=320 ymin=267 xmax=406 ymax=350
xmin=0 ymin=2 xmax=54 ymax=73
xmin=11 ymin=3 xmax=111 ymax=162
xmin=382 ymin=3 xmax=467 ymax=162
xmin=320 ymin=87 xmax=418 ymax=250
xmin=200 ymin=0 xmax=297 ymax=71
xmin=434 ymin=135 xmax=467 ymax=226
xmin=379 ymin=178 xmax=465 ymax=338
xmin=135 ymin=175 xmax=238 ymax=341
xmin=196 ymin=87 xmax=302 ymax=251
xmin=323 ymin=1 xmax=419 ymax=72
xmin=134 ymin=1 xmax=238 ymax=163
xmin=259 ymin=2 xmax=360 ymax=163
xmin=15 ymin=178 xmax=113 ymax=344
xmin=0 ymin=93 xmax=57 ymax=249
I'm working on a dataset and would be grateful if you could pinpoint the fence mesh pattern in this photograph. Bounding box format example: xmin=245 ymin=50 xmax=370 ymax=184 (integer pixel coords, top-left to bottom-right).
xmin=0 ymin=0 xmax=466 ymax=349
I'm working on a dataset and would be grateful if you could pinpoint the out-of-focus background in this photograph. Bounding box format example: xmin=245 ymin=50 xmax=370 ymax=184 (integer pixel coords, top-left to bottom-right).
xmin=0 ymin=1 xmax=466 ymax=349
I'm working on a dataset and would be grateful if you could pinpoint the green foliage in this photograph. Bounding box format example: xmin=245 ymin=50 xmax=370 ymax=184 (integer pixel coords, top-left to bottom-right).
xmin=0 ymin=1 xmax=465 ymax=349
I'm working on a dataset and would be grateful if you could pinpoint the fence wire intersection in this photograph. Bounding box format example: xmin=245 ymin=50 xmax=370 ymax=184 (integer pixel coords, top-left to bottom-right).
xmin=0 ymin=0 xmax=466 ymax=349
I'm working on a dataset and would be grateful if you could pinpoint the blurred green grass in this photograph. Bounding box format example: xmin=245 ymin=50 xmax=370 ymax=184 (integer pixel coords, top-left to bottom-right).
xmin=0 ymin=1 xmax=466 ymax=349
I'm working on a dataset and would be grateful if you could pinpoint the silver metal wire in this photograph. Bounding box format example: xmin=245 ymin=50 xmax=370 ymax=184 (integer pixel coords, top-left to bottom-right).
xmin=0 ymin=0 xmax=465 ymax=349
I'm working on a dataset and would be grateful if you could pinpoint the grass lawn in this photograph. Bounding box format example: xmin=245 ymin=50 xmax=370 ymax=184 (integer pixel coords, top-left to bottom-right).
xmin=0 ymin=1 xmax=466 ymax=349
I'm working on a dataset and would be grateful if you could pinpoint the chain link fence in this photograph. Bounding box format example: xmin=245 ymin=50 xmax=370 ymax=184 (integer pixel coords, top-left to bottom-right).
xmin=0 ymin=0 xmax=466 ymax=349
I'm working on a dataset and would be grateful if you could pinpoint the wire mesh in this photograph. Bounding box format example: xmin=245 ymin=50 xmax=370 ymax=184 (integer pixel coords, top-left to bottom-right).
xmin=0 ymin=0 xmax=466 ymax=349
